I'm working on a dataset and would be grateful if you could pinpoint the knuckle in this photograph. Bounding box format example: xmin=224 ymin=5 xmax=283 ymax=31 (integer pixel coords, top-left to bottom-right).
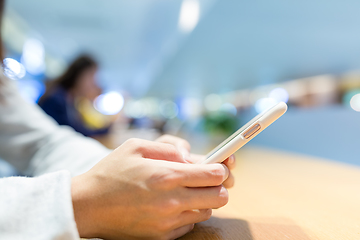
xmin=124 ymin=138 xmax=151 ymax=155
xmin=124 ymin=138 xmax=138 ymax=145
xmin=148 ymin=168 xmax=180 ymax=190
xmin=159 ymin=134 xmax=172 ymax=141
xmin=162 ymin=144 xmax=183 ymax=163
xmin=123 ymin=138 xmax=141 ymax=150
xmin=161 ymin=198 xmax=181 ymax=215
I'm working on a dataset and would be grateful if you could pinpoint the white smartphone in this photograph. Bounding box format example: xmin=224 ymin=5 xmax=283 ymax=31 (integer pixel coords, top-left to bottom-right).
xmin=198 ymin=102 xmax=288 ymax=164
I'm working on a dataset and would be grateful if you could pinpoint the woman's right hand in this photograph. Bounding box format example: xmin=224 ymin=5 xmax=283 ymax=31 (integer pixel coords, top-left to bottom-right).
xmin=71 ymin=138 xmax=230 ymax=240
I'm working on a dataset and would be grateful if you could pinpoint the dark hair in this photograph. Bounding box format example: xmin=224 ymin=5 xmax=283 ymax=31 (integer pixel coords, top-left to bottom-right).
xmin=39 ymin=54 xmax=97 ymax=102
xmin=54 ymin=54 xmax=97 ymax=90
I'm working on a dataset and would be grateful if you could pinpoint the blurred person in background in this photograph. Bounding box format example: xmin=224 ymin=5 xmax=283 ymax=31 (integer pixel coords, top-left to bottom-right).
xmin=38 ymin=54 xmax=111 ymax=137
xmin=0 ymin=0 xmax=236 ymax=239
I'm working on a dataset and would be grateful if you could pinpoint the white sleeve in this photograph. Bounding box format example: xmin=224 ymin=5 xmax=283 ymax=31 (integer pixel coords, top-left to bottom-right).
xmin=0 ymin=170 xmax=79 ymax=240
xmin=0 ymin=78 xmax=111 ymax=177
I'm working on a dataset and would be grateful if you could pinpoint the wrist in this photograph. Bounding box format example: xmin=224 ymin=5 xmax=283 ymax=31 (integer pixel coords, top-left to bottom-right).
xmin=71 ymin=174 xmax=99 ymax=238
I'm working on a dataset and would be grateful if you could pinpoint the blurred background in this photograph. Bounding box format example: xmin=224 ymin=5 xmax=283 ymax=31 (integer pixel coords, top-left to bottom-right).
xmin=2 ymin=0 xmax=360 ymax=176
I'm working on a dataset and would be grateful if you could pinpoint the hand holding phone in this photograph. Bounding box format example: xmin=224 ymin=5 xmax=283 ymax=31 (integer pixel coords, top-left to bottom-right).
xmin=198 ymin=102 xmax=287 ymax=164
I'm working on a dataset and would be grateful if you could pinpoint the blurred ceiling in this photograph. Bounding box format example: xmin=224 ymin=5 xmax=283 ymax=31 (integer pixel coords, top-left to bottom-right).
xmin=6 ymin=0 xmax=360 ymax=98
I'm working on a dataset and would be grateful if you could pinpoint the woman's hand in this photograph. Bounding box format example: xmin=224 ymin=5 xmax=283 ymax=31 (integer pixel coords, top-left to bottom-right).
xmin=71 ymin=138 xmax=230 ymax=240
xmin=156 ymin=135 xmax=236 ymax=188
xmin=155 ymin=135 xmax=192 ymax=163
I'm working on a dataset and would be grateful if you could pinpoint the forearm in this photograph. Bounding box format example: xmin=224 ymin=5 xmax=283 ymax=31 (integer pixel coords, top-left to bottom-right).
xmin=27 ymin=126 xmax=111 ymax=177
xmin=0 ymin=80 xmax=111 ymax=176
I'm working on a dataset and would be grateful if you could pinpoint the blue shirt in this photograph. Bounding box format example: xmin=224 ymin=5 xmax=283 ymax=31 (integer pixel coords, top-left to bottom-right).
xmin=39 ymin=87 xmax=110 ymax=137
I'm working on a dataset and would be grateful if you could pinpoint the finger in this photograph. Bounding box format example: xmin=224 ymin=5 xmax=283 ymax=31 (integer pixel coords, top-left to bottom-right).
xmin=188 ymin=153 xmax=206 ymax=164
xmin=164 ymin=209 xmax=211 ymax=236
xmin=176 ymin=163 xmax=230 ymax=187
xmin=125 ymin=138 xmax=186 ymax=163
xmin=176 ymin=209 xmax=212 ymax=228
xmin=155 ymin=135 xmax=191 ymax=153
xmin=167 ymin=224 xmax=195 ymax=240
xmin=182 ymin=186 xmax=229 ymax=210
xmin=222 ymin=155 xmax=236 ymax=170
xmin=156 ymin=135 xmax=191 ymax=161
xmin=223 ymin=172 xmax=235 ymax=188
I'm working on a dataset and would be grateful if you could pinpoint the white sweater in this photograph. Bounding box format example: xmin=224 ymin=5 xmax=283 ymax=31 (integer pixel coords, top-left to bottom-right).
xmin=0 ymin=78 xmax=111 ymax=239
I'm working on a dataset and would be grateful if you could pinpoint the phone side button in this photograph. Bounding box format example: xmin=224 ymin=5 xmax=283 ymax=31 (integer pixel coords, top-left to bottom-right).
xmin=243 ymin=124 xmax=261 ymax=139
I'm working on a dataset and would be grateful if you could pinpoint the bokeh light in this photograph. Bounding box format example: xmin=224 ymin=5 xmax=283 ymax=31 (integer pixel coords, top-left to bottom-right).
xmin=3 ymin=58 xmax=26 ymax=80
xmin=269 ymin=87 xmax=289 ymax=103
xmin=21 ymin=38 xmax=45 ymax=75
xmin=350 ymin=94 xmax=360 ymax=112
xmin=219 ymin=103 xmax=237 ymax=116
xmin=249 ymin=87 xmax=268 ymax=105
xmin=159 ymin=100 xmax=179 ymax=119
xmin=124 ymin=100 xmax=146 ymax=119
xmin=204 ymin=93 xmax=222 ymax=111
xmin=179 ymin=0 xmax=200 ymax=33
xmin=254 ymin=97 xmax=278 ymax=113
xmin=180 ymin=97 xmax=202 ymax=119
xmin=94 ymin=91 xmax=124 ymax=115
xmin=17 ymin=80 xmax=45 ymax=103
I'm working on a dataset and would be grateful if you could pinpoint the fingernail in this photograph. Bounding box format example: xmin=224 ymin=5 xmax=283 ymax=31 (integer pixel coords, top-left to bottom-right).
xmin=229 ymin=155 xmax=235 ymax=164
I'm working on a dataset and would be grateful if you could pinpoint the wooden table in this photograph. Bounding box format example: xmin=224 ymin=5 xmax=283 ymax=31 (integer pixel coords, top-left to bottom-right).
xmin=179 ymin=146 xmax=360 ymax=240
